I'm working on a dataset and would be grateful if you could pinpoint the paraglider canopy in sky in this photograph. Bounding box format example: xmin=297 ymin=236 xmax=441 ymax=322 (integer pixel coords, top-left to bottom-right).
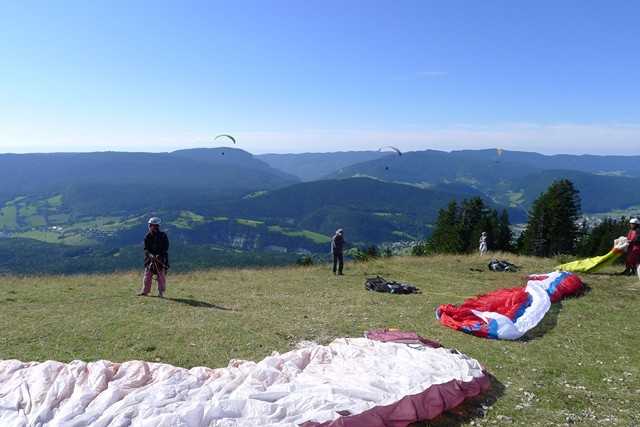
xmin=378 ymin=146 xmax=402 ymax=171
xmin=215 ymin=134 xmax=237 ymax=144
xmin=378 ymin=146 xmax=402 ymax=156
xmin=214 ymin=134 xmax=237 ymax=155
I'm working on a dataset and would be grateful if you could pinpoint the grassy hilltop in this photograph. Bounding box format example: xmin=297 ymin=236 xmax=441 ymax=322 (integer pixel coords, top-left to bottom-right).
xmin=1 ymin=254 xmax=639 ymax=425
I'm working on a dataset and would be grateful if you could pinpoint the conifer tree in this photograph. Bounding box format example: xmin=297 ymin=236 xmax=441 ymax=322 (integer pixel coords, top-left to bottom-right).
xmin=459 ymin=197 xmax=486 ymax=252
xmin=429 ymin=201 xmax=463 ymax=253
xmin=577 ymin=217 xmax=628 ymax=257
xmin=520 ymin=179 xmax=581 ymax=256
xmin=496 ymin=209 xmax=513 ymax=251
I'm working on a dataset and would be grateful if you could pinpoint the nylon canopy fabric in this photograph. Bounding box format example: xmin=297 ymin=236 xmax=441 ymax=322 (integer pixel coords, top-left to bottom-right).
xmin=0 ymin=337 xmax=488 ymax=427
xmin=436 ymin=272 xmax=584 ymax=340
xmin=555 ymin=237 xmax=629 ymax=273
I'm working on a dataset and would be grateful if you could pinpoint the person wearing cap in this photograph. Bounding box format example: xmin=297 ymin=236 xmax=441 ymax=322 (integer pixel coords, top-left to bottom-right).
xmin=331 ymin=229 xmax=345 ymax=275
xmin=624 ymin=218 xmax=640 ymax=275
xmin=479 ymin=232 xmax=488 ymax=256
xmin=138 ymin=217 xmax=170 ymax=297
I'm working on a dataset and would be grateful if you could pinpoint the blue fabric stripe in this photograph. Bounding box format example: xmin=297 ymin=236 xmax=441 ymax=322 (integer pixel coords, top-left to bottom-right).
xmin=547 ymin=272 xmax=569 ymax=298
xmin=511 ymin=293 xmax=533 ymax=322
xmin=487 ymin=319 xmax=499 ymax=339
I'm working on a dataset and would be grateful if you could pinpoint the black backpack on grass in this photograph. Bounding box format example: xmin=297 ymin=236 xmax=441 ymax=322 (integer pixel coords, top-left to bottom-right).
xmin=488 ymin=259 xmax=519 ymax=272
xmin=364 ymin=276 xmax=420 ymax=294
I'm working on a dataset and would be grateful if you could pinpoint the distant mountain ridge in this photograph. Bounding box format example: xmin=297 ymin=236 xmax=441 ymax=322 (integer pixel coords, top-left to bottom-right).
xmin=0 ymin=148 xmax=299 ymax=213
xmin=1 ymin=147 xmax=639 ymax=274
xmin=326 ymin=149 xmax=640 ymax=214
xmin=257 ymin=151 xmax=388 ymax=181
xmin=451 ymin=149 xmax=640 ymax=177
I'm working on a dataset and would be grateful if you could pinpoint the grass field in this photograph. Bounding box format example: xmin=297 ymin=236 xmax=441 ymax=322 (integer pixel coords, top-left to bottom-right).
xmin=0 ymin=254 xmax=639 ymax=425
xmin=0 ymin=205 xmax=18 ymax=229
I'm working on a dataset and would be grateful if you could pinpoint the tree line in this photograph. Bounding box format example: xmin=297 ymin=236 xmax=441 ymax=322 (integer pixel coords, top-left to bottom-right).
xmin=417 ymin=179 xmax=631 ymax=258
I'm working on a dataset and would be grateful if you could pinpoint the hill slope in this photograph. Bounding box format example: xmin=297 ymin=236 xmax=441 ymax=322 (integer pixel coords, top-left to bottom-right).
xmin=453 ymin=149 xmax=640 ymax=177
xmin=0 ymin=148 xmax=298 ymax=213
xmin=1 ymin=255 xmax=638 ymax=425
xmin=213 ymin=177 xmax=494 ymax=242
xmin=257 ymin=151 xmax=388 ymax=181
xmin=331 ymin=150 xmax=640 ymax=214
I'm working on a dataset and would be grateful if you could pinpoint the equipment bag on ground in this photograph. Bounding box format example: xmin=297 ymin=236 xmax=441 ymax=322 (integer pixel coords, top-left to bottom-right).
xmin=364 ymin=276 xmax=420 ymax=294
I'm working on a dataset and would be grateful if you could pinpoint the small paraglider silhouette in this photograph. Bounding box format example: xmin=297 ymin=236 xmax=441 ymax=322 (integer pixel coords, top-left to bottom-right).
xmin=378 ymin=146 xmax=402 ymax=171
xmin=214 ymin=134 xmax=237 ymax=155
xmin=378 ymin=146 xmax=402 ymax=156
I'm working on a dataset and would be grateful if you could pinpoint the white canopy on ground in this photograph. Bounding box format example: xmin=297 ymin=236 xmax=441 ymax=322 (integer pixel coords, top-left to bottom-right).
xmin=0 ymin=338 xmax=486 ymax=427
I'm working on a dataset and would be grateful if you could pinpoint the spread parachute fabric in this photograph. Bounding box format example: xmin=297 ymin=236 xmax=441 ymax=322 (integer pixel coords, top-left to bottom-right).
xmin=0 ymin=336 xmax=489 ymax=427
xmin=555 ymin=237 xmax=628 ymax=273
xmin=436 ymin=272 xmax=584 ymax=340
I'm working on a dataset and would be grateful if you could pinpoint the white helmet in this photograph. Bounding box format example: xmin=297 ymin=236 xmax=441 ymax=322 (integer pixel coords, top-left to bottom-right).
xmin=630 ymin=218 xmax=640 ymax=225
xmin=148 ymin=217 xmax=162 ymax=225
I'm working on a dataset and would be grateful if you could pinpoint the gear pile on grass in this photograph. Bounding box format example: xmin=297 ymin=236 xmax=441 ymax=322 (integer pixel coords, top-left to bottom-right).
xmin=0 ymin=332 xmax=489 ymax=427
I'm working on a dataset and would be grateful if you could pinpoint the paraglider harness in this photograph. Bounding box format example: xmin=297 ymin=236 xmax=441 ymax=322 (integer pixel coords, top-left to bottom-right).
xmin=146 ymin=254 xmax=168 ymax=276
xmin=364 ymin=276 xmax=420 ymax=294
xmin=487 ymin=259 xmax=519 ymax=272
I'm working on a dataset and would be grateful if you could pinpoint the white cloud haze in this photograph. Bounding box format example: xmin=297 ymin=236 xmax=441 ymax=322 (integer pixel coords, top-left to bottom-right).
xmin=1 ymin=122 xmax=638 ymax=156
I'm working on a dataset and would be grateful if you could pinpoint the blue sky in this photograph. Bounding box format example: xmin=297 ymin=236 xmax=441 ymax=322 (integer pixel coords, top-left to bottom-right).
xmin=1 ymin=0 xmax=638 ymax=154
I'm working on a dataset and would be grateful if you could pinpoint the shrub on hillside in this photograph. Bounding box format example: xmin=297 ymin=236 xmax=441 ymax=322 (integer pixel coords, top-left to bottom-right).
xmin=296 ymin=255 xmax=314 ymax=266
xmin=345 ymin=246 xmax=380 ymax=262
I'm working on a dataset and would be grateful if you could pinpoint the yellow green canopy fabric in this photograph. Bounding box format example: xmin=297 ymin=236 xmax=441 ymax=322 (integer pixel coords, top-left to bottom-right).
xmin=555 ymin=248 xmax=623 ymax=273
xmin=556 ymin=236 xmax=629 ymax=273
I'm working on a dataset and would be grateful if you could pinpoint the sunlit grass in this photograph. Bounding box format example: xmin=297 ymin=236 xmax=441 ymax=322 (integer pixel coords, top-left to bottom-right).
xmin=0 ymin=254 xmax=638 ymax=425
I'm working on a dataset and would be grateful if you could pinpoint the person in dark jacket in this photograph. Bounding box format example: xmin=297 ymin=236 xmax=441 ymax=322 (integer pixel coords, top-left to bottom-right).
xmin=331 ymin=229 xmax=345 ymax=275
xmin=138 ymin=217 xmax=170 ymax=297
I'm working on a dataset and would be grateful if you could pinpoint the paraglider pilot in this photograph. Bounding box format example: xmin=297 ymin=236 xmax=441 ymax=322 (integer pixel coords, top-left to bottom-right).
xmin=138 ymin=217 xmax=170 ymax=297
xmin=479 ymin=232 xmax=488 ymax=256
xmin=331 ymin=229 xmax=345 ymax=276
xmin=623 ymin=218 xmax=640 ymax=276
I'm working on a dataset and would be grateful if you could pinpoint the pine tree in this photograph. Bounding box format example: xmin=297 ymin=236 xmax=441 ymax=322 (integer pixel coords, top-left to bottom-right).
xmin=578 ymin=217 xmax=628 ymax=257
xmin=429 ymin=201 xmax=463 ymax=253
xmin=429 ymin=197 xmax=505 ymax=254
xmin=459 ymin=197 xmax=488 ymax=252
xmin=520 ymin=179 xmax=581 ymax=256
xmin=496 ymin=209 xmax=513 ymax=251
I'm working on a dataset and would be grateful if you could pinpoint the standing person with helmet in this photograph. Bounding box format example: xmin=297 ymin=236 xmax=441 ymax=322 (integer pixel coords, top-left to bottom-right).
xmin=331 ymin=229 xmax=345 ymax=275
xmin=138 ymin=217 xmax=170 ymax=297
xmin=624 ymin=218 xmax=640 ymax=276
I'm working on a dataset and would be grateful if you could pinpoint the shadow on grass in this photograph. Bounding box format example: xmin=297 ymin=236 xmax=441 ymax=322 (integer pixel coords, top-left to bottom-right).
xmin=162 ymin=297 xmax=233 ymax=310
xmin=414 ymin=372 xmax=505 ymax=426
xmin=521 ymin=302 xmax=561 ymax=341
xmin=521 ymin=283 xmax=590 ymax=341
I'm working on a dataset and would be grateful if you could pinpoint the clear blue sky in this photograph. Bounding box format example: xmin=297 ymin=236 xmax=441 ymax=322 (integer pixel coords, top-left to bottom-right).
xmin=1 ymin=0 xmax=638 ymax=154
